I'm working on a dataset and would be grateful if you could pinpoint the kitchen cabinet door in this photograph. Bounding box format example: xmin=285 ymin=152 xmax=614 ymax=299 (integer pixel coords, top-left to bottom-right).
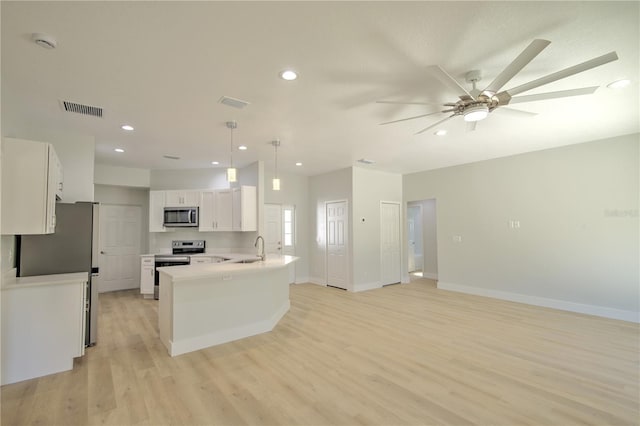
xmin=140 ymin=256 xmax=155 ymax=297
xmin=149 ymin=191 xmax=167 ymax=232
xmin=214 ymin=189 xmax=233 ymax=231
xmin=1 ymin=138 xmax=61 ymax=235
xmin=165 ymin=190 xmax=200 ymax=207
xmin=199 ymin=191 xmax=215 ymax=231
xmin=232 ymin=186 xmax=257 ymax=231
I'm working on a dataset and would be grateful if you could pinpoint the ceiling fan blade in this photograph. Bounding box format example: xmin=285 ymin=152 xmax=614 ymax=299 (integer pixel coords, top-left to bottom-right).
xmin=483 ymin=39 xmax=551 ymax=94
xmin=494 ymin=107 xmax=538 ymax=117
xmin=466 ymin=121 xmax=477 ymax=132
xmin=501 ymin=51 xmax=618 ymax=98
xmin=415 ymin=114 xmax=457 ymax=135
xmin=427 ymin=65 xmax=473 ymax=99
xmin=508 ymin=86 xmax=599 ymax=104
xmin=379 ymin=110 xmax=454 ymax=125
xmin=376 ymin=100 xmax=439 ymax=106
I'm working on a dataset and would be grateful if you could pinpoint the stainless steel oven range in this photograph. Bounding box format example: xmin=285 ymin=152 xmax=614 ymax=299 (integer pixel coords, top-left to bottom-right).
xmin=154 ymin=240 xmax=205 ymax=299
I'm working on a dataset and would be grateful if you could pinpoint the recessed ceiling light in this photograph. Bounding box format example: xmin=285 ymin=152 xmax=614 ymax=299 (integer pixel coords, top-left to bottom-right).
xmin=434 ymin=129 xmax=447 ymax=136
xmin=279 ymin=70 xmax=298 ymax=81
xmin=238 ymin=145 xmax=247 ymax=151
xmin=121 ymin=124 xmax=134 ymax=131
xmin=114 ymin=148 xmax=124 ymax=153
xmin=607 ymin=79 xmax=631 ymax=89
xmin=295 ymin=162 xmax=302 ymax=166
xmin=211 ymin=161 xmax=219 ymax=165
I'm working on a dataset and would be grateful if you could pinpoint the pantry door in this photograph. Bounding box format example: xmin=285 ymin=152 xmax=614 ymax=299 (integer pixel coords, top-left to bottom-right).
xmin=98 ymin=204 xmax=141 ymax=292
xmin=326 ymin=201 xmax=348 ymax=290
xmin=380 ymin=202 xmax=401 ymax=285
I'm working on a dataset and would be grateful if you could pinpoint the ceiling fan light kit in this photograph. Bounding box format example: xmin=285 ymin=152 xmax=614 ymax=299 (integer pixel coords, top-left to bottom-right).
xmin=378 ymin=39 xmax=619 ymax=134
xmin=463 ymin=105 xmax=489 ymax=122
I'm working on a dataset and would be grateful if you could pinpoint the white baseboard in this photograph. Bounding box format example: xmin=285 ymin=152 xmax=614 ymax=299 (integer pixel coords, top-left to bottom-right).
xmin=294 ymin=276 xmax=310 ymax=284
xmin=422 ymin=272 xmax=438 ymax=280
xmin=353 ymin=281 xmax=382 ymax=292
xmin=438 ymin=282 xmax=639 ymax=323
xmin=169 ymin=300 xmax=291 ymax=356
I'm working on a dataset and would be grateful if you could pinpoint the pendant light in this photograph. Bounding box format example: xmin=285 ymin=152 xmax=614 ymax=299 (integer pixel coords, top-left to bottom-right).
xmin=272 ymin=139 xmax=281 ymax=191
xmin=226 ymin=121 xmax=237 ymax=183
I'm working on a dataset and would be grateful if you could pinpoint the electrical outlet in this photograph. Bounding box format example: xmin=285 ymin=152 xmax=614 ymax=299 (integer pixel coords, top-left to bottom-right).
xmin=452 ymin=235 xmax=462 ymax=243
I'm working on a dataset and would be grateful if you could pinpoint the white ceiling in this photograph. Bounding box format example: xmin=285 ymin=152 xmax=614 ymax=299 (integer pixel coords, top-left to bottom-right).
xmin=2 ymin=1 xmax=638 ymax=177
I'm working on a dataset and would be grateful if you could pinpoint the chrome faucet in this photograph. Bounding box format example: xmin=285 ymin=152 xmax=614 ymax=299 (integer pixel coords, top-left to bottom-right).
xmin=254 ymin=236 xmax=265 ymax=261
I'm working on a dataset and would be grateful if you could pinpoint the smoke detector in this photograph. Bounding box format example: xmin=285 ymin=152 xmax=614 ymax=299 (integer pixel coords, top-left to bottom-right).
xmin=32 ymin=33 xmax=57 ymax=49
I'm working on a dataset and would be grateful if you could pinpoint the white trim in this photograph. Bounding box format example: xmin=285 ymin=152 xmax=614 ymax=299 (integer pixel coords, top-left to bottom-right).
xmin=2 ymin=267 xmax=17 ymax=282
xmin=294 ymin=276 xmax=310 ymax=284
xmin=353 ymin=281 xmax=382 ymax=292
xmin=438 ymin=281 xmax=639 ymax=323
xmin=168 ymin=300 xmax=290 ymax=356
xmin=325 ymin=199 xmax=349 ymax=290
xmin=422 ymin=272 xmax=438 ymax=280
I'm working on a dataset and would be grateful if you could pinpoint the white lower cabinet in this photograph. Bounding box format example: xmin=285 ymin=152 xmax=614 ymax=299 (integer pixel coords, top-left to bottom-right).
xmin=1 ymin=273 xmax=87 ymax=385
xmin=140 ymin=256 xmax=155 ymax=297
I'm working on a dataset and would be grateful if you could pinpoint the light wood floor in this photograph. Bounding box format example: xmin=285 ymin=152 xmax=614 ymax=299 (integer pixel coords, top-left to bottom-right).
xmin=1 ymin=279 xmax=638 ymax=426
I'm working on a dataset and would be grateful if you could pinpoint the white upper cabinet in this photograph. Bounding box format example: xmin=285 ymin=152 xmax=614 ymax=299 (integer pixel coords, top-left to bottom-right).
xmin=233 ymin=186 xmax=257 ymax=231
xmin=151 ymin=186 xmax=256 ymax=233
xmin=198 ymin=191 xmax=215 ymax=232
xmin=1 ymin=138 xmax=62 ymax=235
xmin=149 ymin=190 xmax=167 ymax=232
xmin=214 ymin=189 xmax=234 ymax=232
xmin=165 ymin=190 xmax=200 ymax=207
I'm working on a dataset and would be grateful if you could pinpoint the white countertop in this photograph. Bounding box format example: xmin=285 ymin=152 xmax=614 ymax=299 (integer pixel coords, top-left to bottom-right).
xmin=2 ymin=272 xmax=89 ymax=290
xmin=158 ymin=255 xmax=298 ymax=283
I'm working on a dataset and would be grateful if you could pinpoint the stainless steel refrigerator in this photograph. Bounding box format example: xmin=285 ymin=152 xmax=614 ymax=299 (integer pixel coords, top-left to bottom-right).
xmin=17 ymin=202 xmax=100 ymax=347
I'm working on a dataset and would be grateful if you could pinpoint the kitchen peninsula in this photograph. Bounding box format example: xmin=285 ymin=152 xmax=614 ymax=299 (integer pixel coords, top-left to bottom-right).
xmin=158 ymin=255 xmax=298 ymax=356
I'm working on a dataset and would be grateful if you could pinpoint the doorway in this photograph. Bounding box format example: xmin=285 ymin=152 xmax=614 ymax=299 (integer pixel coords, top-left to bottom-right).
xmin=326 ymin=200 xmax=348 ymax=289
xmin=381 ymin=201 xmax=401 ymax=285
xmin=407 ymin=199 xmax=437 ymax=280
xmin=98 ymin=204 xmax=142 ymax=292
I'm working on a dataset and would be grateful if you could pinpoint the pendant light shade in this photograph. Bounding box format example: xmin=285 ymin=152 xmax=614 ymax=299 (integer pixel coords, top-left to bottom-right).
xmin=272 ymin=140 xmax=281 ymax=191
xmin=226 ymin=121 xmax=237 ymax=183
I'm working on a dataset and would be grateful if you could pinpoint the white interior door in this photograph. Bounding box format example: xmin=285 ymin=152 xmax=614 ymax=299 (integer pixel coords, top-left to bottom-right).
xmin=381 ymin=202 xmax=401 ymax=285
xmin=326 ymin=201 xmax=348 ymax=289
xmin=264 ymin=204 xmax=297 ymax=283
xmin=264 ymin=204 xmax=282 ymax=255
xmin=98 ymin=205 xmax=141 ymax=293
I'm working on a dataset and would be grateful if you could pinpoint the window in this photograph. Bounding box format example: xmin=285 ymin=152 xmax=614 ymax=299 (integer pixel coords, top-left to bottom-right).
xmin=283 ymin=207 xmax=294 ymax=248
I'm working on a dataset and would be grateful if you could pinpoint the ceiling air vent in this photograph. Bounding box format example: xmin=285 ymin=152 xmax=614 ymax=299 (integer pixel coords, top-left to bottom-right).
xmin=218 ymin=96 xmax=250 ymax=109
xmin=60 ymin=100 xmax=103 ymax=118
xmin=163 ymin=155 xmax=180 ymax=160
xmin=357 ymin=158 xmax=376 ymax=165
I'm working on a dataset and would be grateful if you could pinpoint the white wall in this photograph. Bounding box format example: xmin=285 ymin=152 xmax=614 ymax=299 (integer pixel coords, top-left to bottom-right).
xmin=352 ymin=167 xmax=402 ymax=291
xmin=308 ymin=168 xmax=352 ymax=285
xmin=264 ymin=170 xmax=310 ymax=283
xmin=94 ymin=185 xmax=150 ymax=255
xmin=94 ymin=164 xmax=150 ymax=188
xmin=150 ymin=167 xmax=229 ymax=190
xmin=403 ymin=134 xmax=639 ymax=322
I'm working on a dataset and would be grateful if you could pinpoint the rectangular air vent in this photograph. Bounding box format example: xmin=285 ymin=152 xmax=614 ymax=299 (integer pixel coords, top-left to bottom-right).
xmin=357 ymin=158 xmax=376 ymax=165
xmin=60 ymin=100 xmax=103 ymax=117
xmin=218 ymin=96 xmax=250 ymax=109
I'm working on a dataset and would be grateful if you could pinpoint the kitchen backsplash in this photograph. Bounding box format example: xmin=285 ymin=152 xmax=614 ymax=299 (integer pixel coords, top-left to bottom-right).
xmin=148 ymin=230 xmax=258 ymax=254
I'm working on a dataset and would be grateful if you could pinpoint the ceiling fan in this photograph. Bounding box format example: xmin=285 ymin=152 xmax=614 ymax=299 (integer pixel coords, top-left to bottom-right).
xmin=377 ymin=39 xmax=619 ymax=134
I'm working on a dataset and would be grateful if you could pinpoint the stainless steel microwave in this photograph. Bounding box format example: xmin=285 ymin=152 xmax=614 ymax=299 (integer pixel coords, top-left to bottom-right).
xmin=163 ymin=207 xmax=199 ymax=227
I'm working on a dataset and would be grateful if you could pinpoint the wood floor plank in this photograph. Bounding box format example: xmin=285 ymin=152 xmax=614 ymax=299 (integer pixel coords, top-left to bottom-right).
xmin=2 ymin=279 xmax=638 ymax=426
